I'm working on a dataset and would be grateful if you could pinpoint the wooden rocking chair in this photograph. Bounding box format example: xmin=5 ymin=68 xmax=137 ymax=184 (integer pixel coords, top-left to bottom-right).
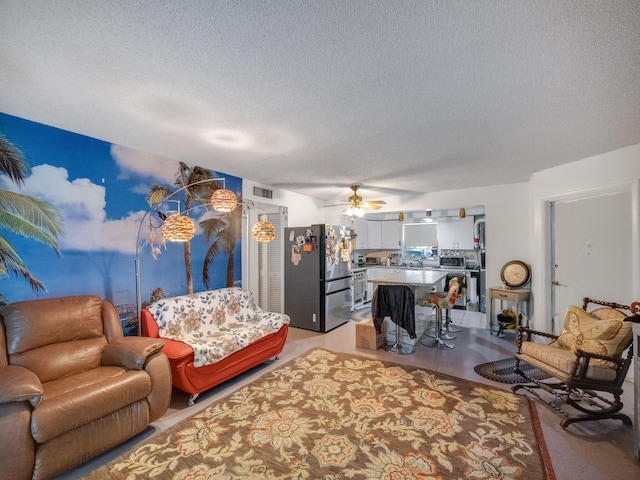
xmin=512 ymin=297 xmax=638 ymax=429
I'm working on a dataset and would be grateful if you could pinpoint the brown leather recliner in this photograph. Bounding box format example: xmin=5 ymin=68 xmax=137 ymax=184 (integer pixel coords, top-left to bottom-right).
xmin=0 ymin=295 xmax=173 ymax=480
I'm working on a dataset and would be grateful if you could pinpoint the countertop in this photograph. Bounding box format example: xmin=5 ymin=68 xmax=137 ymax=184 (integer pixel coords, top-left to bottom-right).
xmin=365 ymin=265 xmax=485 ymax=272
xmin=351 ymin=265 xmax=485 ymax=276
xmin=367 ymin=269 xmax=448 ymax=287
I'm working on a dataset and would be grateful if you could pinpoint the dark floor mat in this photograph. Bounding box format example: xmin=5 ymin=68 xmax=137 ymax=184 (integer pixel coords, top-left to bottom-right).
xmin=474 ymin=357 xmax=552 ymax=384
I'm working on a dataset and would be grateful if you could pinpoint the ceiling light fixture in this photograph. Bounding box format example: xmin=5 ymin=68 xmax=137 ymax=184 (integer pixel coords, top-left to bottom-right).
xmin=345 ymin=206 xmax=364 ymax=217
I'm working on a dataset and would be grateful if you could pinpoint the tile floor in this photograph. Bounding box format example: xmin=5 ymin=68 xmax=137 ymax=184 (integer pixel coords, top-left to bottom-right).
xmin=63 ymin=308 xmax=639 ymax=480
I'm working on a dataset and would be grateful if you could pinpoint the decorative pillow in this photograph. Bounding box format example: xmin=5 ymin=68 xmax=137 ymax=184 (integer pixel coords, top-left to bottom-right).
xmin=556 ymin=305 xmax=632 ymax=357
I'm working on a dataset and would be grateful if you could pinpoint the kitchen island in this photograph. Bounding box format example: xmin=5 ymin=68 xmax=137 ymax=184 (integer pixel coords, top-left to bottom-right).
xmin=368 ymin=269 xmax=448 ymax=354
xmin=366 ymin=266 xmax=484 ymax=312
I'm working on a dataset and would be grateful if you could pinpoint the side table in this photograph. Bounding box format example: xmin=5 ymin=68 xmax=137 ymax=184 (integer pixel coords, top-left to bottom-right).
xmin=488 ymin=286 xmax=531 ymax=335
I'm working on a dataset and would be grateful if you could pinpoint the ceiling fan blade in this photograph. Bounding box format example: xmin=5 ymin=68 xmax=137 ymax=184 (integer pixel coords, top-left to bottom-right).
xmin=364 ymin=203 xmax=383 ymax=210
xmin=366 ymin=200 xmax=386 ymax=204
xmin=323 ymin=202 xmax=349 ymax=208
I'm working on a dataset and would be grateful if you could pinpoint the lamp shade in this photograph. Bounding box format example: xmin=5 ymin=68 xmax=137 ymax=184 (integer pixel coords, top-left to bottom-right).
xmin=162 ymin=213 xmax=196 ymax=242
xmin=252 ymin=220 xmax=276 ymax=242
xmin=211 ymin=189 xmax=238 ymax=212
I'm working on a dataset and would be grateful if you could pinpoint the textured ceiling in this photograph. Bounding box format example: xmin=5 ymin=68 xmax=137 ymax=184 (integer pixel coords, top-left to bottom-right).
xmin=1 ymin=1 xmax=639 ymax=204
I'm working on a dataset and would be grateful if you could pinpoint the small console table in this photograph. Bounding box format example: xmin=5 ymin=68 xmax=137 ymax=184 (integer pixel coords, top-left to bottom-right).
xmin=488 ymin=286 xmax=531 ymax=335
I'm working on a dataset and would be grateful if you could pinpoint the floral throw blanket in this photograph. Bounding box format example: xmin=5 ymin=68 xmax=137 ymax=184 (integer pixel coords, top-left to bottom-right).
xmin=147 ymin=288 xmax=289 ymax=367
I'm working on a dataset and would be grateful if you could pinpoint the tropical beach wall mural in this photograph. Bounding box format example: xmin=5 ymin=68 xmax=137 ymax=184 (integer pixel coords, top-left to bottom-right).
xmin=0 ymin=112 xmax=242 ymax=335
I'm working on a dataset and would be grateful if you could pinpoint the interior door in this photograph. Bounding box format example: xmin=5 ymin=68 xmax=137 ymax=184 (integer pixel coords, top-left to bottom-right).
xmin=258 ymin=212 xmax=285 ymax=313
xmin=550 ymin=190 xmax=632 ymax=333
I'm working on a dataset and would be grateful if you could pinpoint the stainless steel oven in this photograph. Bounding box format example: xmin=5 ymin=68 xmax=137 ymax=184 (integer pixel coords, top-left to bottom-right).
xmin=352 ymin=270 xmax=366 ymax=304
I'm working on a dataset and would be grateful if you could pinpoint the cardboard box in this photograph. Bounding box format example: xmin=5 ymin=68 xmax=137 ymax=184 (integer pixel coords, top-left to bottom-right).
xmin=356 ymin=317 xmax=387 ymax=350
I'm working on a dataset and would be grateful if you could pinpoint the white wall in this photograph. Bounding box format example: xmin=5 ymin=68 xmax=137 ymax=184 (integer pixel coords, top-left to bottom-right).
xmin=365 ymin=183 xmax=533 ymax=292
xmin=262 ymin=180 xmax=533 ymax=320
xmin=241 ymin=180 xmax=326 ymax=295
xmin=530 ymin=143 xmax=640 ymax=329
xmin=243 ymin=142 xmax=640 ymax=330
xmin=242 ymin=179 xmax=325 ymax=225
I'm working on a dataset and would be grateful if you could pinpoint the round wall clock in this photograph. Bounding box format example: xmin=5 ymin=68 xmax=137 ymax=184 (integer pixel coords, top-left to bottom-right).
xmin=500 ymin=260 xmax=531 ymax=288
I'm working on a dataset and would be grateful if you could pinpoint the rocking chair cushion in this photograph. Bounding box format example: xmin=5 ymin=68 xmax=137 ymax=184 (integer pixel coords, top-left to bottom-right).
xmin=519 ymin=342 xmax=618 ymax=382
xmin=555 ymin=305 xmax=631 ymax=359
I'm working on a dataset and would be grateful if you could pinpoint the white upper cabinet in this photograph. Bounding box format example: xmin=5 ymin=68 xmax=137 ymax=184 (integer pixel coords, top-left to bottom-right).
xmin=381 ymin=222 xmax=400 ymax=248
xmin=367 ymin=221 xmax=382 ymax=248
xmin=353 ymin=218 xmax=368 ymax=249
xmin=437 ymin=217 xmax=475 ymax=250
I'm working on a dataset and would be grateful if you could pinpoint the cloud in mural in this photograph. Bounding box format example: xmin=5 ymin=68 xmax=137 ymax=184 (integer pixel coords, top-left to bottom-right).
xmin=4 ymin=164 xmax=142 ymax=254
xmin=111 ymin=144 xmax=178 ymax=185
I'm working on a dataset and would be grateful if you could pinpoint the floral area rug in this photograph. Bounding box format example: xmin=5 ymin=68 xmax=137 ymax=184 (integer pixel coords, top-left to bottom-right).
xmin=85 ymin=348 xmax=555 ymax=479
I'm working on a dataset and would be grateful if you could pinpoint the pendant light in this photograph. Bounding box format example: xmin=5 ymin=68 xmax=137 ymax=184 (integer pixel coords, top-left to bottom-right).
xmin=162 ymin=212 xmax=196 ymax=242
xmin=211 ymin=189 xmax=238 ymax=212
xmin=252 ymin=216 xmax=276 ymax=242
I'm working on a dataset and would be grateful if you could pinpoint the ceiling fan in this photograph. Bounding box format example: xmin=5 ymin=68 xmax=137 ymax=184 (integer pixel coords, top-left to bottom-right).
xmin=323 ymin=185 xmax=386 ymax=216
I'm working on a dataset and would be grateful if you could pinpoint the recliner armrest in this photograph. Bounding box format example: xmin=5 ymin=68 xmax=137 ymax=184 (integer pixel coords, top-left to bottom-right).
xmin=0 ymin=365 xmax=43 ymax=408
xmin=102 ymin=337 xmax=165 ymax=370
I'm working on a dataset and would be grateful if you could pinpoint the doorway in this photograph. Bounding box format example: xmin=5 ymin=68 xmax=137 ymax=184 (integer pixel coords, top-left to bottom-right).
xmin=258 ymin=212 xmax=285 ymax=313
xmin=243 ymin=203 xmax=287 ymax=313
xmin=549 ymin=190 xmax=632 ymax=333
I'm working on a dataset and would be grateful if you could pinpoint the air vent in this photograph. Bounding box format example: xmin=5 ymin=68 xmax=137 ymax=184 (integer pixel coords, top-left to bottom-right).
xmin=253 ymin=186 xmax=273 ymax=199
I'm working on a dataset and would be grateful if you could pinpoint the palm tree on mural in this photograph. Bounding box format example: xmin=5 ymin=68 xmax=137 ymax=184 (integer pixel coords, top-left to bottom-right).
xmin=146 ymin=162 xmax=237 ymax=293
xmin=201 ymin=195 xmax=242 ymax=288
xmin=0 ymin=133 xmax=63 ymax=301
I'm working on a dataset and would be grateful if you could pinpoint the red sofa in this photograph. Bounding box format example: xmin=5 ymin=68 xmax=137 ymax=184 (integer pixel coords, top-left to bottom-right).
xmin=141 ymin=288 xmax=289 ymax=405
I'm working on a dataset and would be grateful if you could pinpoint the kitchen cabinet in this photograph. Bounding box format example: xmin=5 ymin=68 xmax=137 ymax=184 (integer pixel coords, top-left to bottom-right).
xmin=353 ymin=218 xmax=368 ymax=249
xmin=437 ymin=217 xmax=474 ymax=250
xmin=344 ymin=219 xmax=400 ymax=250
xmin=367 ymin=221 xmax=382 ymax=248
xmin=381 ymin=222 xmax=400 ymax=248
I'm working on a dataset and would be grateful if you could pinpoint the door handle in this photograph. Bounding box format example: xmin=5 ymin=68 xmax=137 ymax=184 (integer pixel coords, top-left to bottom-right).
xmin=551 ymin=280 xmax=568 ymax=287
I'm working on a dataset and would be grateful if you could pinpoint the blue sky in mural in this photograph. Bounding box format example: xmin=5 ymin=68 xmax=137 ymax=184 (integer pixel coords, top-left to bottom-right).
xmin=0 ymin=113 xmax=242 ymax=309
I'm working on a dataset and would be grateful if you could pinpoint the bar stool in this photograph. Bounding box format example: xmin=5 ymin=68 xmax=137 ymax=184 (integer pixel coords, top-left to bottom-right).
xmin=372 ymin=284 xmax=416 ymax=355
xmin=443 ymin=274 xmax=466 ymax=333
xmin=423 ymin=275 xmax=465 ymax=340
xmin=419 ymin=278 xmax=462 ymax=349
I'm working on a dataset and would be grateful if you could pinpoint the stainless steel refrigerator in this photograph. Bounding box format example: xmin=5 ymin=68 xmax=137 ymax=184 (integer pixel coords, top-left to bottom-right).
xmin=284 ymin=224 xmax=352 ymax=332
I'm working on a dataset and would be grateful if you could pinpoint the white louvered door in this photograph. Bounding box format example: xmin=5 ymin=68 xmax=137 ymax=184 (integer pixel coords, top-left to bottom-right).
xmin=258 ymin=213 xmax=284 ymax=313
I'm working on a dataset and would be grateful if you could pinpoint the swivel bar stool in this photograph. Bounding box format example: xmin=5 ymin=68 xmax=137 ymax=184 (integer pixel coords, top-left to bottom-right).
xmin=443 ymin=274 xmax=466 ymax=333
xmin=419 ymin=277 xmax=462 ymax=349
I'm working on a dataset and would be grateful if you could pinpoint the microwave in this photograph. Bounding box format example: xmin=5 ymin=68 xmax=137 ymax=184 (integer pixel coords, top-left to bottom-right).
xmin=439 ymin=254 xmax=465 ymax=268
